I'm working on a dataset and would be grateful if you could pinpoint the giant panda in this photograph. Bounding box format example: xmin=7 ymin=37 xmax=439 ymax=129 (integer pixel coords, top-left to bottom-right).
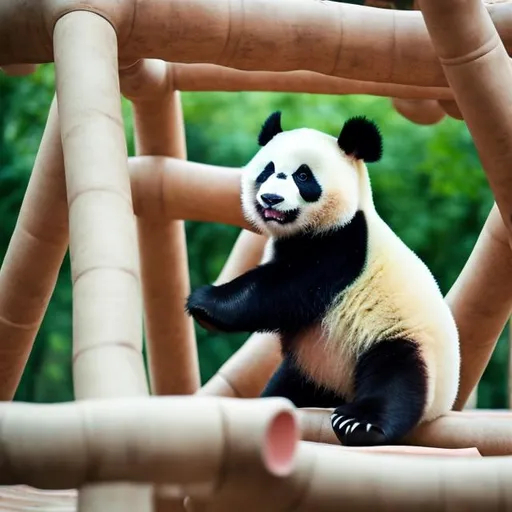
xmin=186 ymin=111 xmax=460 ymax=447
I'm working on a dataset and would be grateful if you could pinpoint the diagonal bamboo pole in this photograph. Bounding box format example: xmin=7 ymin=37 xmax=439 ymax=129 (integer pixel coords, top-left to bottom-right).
xmin=0 ymin=96 xmax=68 ymax=401
xmin=53 ymin=11 xmax=150 ymax=512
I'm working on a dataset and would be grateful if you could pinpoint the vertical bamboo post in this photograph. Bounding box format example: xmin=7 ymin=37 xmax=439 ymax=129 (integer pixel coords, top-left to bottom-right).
xmin=0 ymin=97 xmax=68 ymax=400
xmin=120 ymin=58 xmax=199 ymax=512
xmin=121 ymin=59 xmax=200 ymax=398
xmin=53 ymin=11 xmax=150 ymax=512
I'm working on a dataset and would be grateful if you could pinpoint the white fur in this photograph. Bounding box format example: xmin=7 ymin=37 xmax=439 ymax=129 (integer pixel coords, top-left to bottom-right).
xmin=243 ymin=124 xmax=460 ymax=424
xmin=242 ymin=128 xmax=361 ymax=238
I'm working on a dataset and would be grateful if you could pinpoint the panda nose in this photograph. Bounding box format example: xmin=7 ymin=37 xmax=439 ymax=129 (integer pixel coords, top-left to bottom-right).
xmin=261 ymin=193 xmax=284 ymax=206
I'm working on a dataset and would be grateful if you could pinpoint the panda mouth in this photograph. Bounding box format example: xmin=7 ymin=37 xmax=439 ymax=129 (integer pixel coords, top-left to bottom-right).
xmin=255 ymin=203 xmax=299 ymax=224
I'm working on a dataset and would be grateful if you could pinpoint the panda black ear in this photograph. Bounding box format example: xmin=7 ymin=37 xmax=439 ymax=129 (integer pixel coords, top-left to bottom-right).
xmin=258 ymin=111 xmax=283 ymax=146
xmin=337 ymin=116 xmax=383 ymax=163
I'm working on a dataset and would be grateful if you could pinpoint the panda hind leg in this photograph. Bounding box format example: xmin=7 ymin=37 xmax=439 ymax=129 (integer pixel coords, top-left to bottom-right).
xmin=331 ymin=337 xmax=428 ymax=446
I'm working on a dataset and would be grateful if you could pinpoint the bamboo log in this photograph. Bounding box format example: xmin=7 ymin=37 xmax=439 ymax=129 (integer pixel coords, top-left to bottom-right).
xmin=2 ymin=1 xmax=512 ymax=88
xmin=188 ymin=441 xmax=510 ymax=512
xmin=129 ymin=157 xmax=248 ymax=229
xmin=0 ymin=397 xmax=298 ymax=489
xmin=298 ymin=408 xmax=512 ymax=456
xmin=168 ymin=63 xmax=454 ymax=100
xmin=120 ymin=59 xmax=200 ymax=398
xmin=120 ymin=56 xmax=199 ymax=512
xmin=447 ymin=204 xmax=512 ymax=409
xmin=53 ymin=11 xmax=149 ymax=512
xmin=0 ymin=97 xmax=68 ymax=401
xmin=419 ymin=0 xmax=512 ymax=238
xmin=391 ymin=98 xmax=446 ymax=124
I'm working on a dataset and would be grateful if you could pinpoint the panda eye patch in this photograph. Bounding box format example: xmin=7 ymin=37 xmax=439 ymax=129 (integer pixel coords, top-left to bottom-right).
xmin=295 ymin=164 xmax=312 ymax=182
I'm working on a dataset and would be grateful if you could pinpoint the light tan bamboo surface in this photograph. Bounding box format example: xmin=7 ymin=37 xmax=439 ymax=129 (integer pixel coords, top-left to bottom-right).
xmin=391 ymin=98 xmax=446 ymax=125
xmin=0 ymin=397 xmax=299 ymax=488
xmin=419 ymin=0 xmax=512 ymax=240
xmin=168 ymin=63 xmax=455 ymax=100
xmin=198 ymin=230 xmax=282 ymax=398
xmin=53 ymin=10 xmax=150 ymax=512
xmin=187 ymin=442 xmax=511 ymax=512
xmin=129 ymin=157 xmax=249 ymax=230
xmin=2 ymin=1 xmax=512 ymax=88
xmin=299 ymin=408 xmax=512 ymax=456
xmin=120 ymin=59 xmax=200 ymax=398
xmin=120 ymin=56 xmax=198 ymax=512
xmin=447 ymin=204 xmax=512 ymax=410
xmin=0 ymin=97 xmax=68 ymax=401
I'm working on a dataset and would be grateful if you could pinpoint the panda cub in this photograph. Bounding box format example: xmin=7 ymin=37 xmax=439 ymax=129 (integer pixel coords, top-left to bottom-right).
xmin=187 ymin=111 xmax=460 ymax=447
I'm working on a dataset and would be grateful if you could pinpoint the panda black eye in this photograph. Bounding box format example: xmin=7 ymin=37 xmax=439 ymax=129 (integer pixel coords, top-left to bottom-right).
xmin=296 ymin=165 xmax=311 ymax=182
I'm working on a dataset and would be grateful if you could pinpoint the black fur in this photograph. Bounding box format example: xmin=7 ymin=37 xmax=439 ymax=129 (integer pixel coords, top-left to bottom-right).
xmin=186 ymin=211 xmax=368 ymax=335
xmin=337 ymin=116 xmax=383 ymax=163
xmin=331 ymin=338 xmax=427 ymax=446
xmin=262 ymin=355 xmax=346 ymax=409
xmin=292 ymin=164 xmax=322 ymax=203
xmin=256 ymin=161 xmax=275 ymax=184
xmin=258 ymin=111 xmax=283 ymax=146
xmin=276 ymin=172 xmax=287 ymax=180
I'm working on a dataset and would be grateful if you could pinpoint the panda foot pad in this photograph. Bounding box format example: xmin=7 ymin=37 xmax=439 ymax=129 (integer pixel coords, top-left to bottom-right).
xmin=330 ymin=411 xmax=386 ymax=446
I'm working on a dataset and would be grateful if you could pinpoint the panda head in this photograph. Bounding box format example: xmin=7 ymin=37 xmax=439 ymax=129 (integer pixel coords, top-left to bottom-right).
xmin=241 ymin=111 xmax=383 ymax=238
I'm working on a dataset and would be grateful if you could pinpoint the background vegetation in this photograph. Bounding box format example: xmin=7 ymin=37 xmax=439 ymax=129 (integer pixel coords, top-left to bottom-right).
xmin=0 ymin=63 xmax=508 ymax=408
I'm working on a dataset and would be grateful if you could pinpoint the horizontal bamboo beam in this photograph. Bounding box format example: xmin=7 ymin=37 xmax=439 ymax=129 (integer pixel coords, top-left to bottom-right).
xmin=168 ymin=63 xmax=454 ymax=100
xmin=299 ymin=408 xmax=512 ymax=456
xmin=0 ymin=397 xmax=298 ymax=489
xmin=2 ymin=1 xmax=512 ymax=88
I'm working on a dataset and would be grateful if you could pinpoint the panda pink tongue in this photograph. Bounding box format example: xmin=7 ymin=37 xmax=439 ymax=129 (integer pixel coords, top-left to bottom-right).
xmin=264 ymin=209 xmax=285 ymax=221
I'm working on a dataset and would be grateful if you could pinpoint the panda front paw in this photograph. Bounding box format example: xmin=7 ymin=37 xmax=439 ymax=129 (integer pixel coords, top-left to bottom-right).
xmin=330 ymin=407 xmax=386 ymax=447
xmin=186 ymin=285 xmax=231 ymax=332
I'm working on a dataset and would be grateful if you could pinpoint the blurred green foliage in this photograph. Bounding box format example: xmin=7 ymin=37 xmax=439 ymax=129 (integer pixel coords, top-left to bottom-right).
xmin=0 ymin=63 xmax=508 ymax=408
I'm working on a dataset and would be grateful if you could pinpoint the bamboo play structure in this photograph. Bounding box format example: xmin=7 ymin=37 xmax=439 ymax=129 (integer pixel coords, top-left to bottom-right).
xmin=2 ymin=0 xmax=512 ymax=510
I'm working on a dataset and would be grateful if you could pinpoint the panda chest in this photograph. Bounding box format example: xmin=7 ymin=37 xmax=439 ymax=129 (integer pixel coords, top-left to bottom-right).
xmin=289 ymin=322 xmax=357 ymax=398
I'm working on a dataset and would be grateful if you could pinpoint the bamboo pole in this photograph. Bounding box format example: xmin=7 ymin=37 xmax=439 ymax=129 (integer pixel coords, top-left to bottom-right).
xmin=0 ymin=97 xmax=68 ymax=401
xmin=418 ymin=0 xmax=512 ymax=238
xmin=0 ymin=397 xmax=298 ymax=489
xmin=53 ymin=11 xmax=150 ymax=512
xmin=2 ymin=1 xmax=512 ymax=88
xmin=120 ymin=57 xmax=200 ymax=512
xmin=188 ymin=441 xmax=510 ymax=512
xmin=167 ymin=63 xmax=454 ymax=100
xmin=391 ymin=98 xmax=446 ymax=125
xmin=298 ymin=408 xmax=512 ymax=456
xmin=120 ymin=59 xmax=200 ymax=398
xmin=129 ymin=157 xmax=248 ymax=230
